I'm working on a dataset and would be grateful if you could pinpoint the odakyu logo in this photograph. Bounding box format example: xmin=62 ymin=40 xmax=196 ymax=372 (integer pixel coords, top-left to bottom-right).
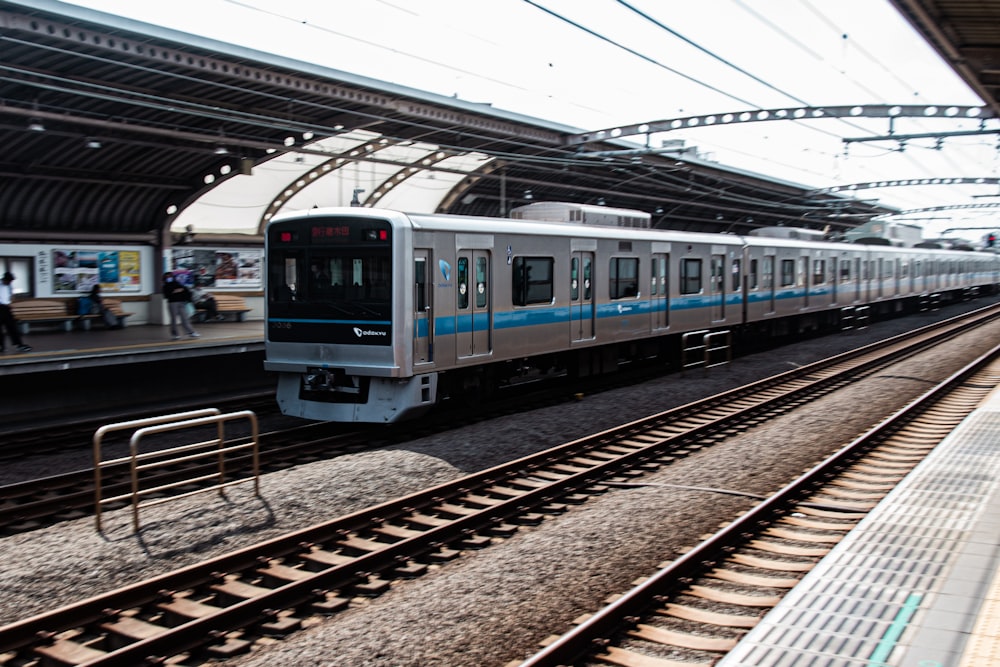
xmin=353 ymin=327 xmax=388 ymax=338
xmin=439 ymin=259 xmax=451 ymax=281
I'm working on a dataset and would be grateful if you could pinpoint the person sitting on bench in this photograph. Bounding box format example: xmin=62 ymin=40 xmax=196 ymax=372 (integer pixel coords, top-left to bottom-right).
xmin=191 ymin=286 xmax=223 ymax=321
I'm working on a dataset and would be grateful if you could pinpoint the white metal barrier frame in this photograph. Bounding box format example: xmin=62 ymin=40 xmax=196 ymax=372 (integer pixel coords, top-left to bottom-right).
xmin=681 ymin=329 xmax=732 ymax=375
xmin=840 ymin=305 xmax=871 ymax=332
xmin=919 ymin=292 xmax=942 ymax=312
xmin=92 ymin=409 xmax=260 ymax=532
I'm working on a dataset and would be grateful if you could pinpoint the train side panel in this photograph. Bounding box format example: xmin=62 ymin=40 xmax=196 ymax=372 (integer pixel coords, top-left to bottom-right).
xmin=264 ymin=207 xmax=1000 ymax=424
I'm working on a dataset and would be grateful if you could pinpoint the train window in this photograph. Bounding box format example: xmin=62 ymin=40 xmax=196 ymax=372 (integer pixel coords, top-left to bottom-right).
xmin=414 ymin=258 xmax=427 ymax=311
xmin=748 ymin=259 xmax=758 ymax=289
xmin=710 ymin=256 xmax=724 ymax=293
xmin=457 ymin=257 xmax=469 ymax=309
xmin=651 ymin=255 xmax=669 ymax=297
xmin=610 ymin=257 xmax=639 ymax=299
xmin=680 ymin=258 xmax=702 ymax=295
xmin=584 ymin=256 xmax=592 ymax=300
xmin=812 ymin=259 xmax=825 ymax=285
xmin=512 ymin=256 xmax=553 ymax=306
xmin=762 ymin=256 xmax=774 ymax=290
xmin=731 ymin=258 xmax=741 ymax=292
xmin=571 ymin=257 xmax=579 ymax=300
xmin=840 ymin=262 xmax=851 ymax=282
xmin=780 ymin=259 xmax=795 ymax=287
xmin=476 ymin=256 xmax=487 ymax=308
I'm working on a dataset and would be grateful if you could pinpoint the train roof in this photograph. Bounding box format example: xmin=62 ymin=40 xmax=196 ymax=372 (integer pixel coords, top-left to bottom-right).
xmin=271 ymin=207 xmax=999 ymax=259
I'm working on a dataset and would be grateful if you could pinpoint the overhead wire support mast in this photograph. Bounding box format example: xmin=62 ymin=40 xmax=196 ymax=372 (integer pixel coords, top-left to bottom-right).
xmin=843 ymin=127 xmax=1000 ymax=144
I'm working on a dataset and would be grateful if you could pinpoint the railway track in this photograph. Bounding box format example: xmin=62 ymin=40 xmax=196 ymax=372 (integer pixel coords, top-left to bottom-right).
xmin=0 ymin=303 xmax=996 ymax=666
xmin=0 ymin=389 xmax=281 ymax=464
xmin=0 ymin=418 xmax=364 ymax=535
xmin=514 ymin=342 xmax=1000 ymax=667
xmin=0 ymin=354 xmax=655 ymax=535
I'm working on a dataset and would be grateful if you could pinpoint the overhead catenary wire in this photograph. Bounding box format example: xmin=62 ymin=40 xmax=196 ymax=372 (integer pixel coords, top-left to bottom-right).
xmin=167 ymin=1 xmax=993 ymax=219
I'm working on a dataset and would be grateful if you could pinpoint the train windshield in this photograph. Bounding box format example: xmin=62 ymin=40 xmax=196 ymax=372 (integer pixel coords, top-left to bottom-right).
xmin=266 ymin=216 xmax=392 ymax=326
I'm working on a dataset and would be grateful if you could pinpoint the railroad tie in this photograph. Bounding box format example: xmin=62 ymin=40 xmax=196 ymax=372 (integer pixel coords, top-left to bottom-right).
xmin=595 ymin=644 xmax=711 ymax=667
xmin=100 ymin=615 xmax=164 ymax=650
xmin=628 ymin=623 xmax=739 ymax=652
xmin=34 ymin=639 xmax=107 ymax=665
xmin=658 ymin=602 xmax=760 ymax=628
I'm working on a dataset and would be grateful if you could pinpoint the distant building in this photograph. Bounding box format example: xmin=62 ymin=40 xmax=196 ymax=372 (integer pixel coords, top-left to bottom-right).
xmin=510 ymin=202 xmax=651 ymax=228
xmin=845 ymin=220 xmax=924 ymax=247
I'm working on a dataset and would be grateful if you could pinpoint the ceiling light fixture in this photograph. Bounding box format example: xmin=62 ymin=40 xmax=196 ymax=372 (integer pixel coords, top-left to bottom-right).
xmin=27 ymin=118 xmax=45 ymax=132
xmin=85 ymin=138 xmax=102 ymax=149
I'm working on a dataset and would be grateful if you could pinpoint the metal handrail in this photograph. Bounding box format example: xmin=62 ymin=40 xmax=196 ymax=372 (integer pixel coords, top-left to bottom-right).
xmin=93 ymin=409 xmax=260 ymax=532
xmin=93 ymin=409 xmax=221 ymax=531
xmin=704 ymin=329 xmax=732 ymax=370
xmin=680 ymin=329 xmax=709 ymax=374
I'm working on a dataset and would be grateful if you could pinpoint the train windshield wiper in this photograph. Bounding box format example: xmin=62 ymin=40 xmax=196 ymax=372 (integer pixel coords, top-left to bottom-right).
xmin=347 ymin=302 xmax=383 ymax=317
xmin=324 ymin=303 xmax=355 ymax=317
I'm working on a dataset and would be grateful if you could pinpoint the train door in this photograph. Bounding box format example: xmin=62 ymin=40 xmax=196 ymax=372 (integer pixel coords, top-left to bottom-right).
xmin=711 ymin=252 xmax=725 ymax=321
xmin=743 ymin=252 xmax=757 ymax=323
xmin=830 ymin=256 xmax=839 ymax=305
xmin=730 ymin=255 xmax=742 ymax=322
xmin=413 ymin=250 xmax=433 ymax=364
xmin=570 ymin=251 xmax=595 ymax=341
xmin=456 ymin=249 xmax=492 ymax=358
xmin=855 ymin=258 xmax=863 ymax=301
xmin=763 ymin=254 xmax=776 ymax=313
xmin=800 ymin=256 xmax=810 ymax=308
xmin=650 ymin=252 xmax=669 ymax=330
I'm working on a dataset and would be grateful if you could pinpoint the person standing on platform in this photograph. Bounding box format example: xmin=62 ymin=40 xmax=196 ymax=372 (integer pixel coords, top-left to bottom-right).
xmin=0 ymin=272 xmax=31 ymax=353
xmin=162 ymin=271 xmax=200 ymax=340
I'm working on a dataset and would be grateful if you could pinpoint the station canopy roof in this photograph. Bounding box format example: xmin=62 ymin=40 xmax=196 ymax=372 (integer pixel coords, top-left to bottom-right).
xmin=2 ymin=0 xmax=993 ymax=244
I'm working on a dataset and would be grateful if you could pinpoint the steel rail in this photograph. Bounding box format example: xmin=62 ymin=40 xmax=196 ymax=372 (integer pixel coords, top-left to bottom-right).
xmin=516 ymin=341 xmax=1000 ymax=666
xmin=0 ymin=303 xmax=997 ymax=664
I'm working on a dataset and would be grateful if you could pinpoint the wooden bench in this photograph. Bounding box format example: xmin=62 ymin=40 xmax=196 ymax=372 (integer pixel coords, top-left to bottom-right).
xmin=77 ymin=297 xmax=133 ymax=330
xmin=11 ymin=297 xmax=133 ymax=334
xmin=10 ymin=299 xmax=77 ymax=334
xmin=192 ymin=294 xmax=251 ymax=322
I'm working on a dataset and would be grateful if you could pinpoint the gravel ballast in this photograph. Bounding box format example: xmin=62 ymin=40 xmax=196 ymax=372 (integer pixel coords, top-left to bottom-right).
xmin=1 ymin=297 xmax=998 ymax=667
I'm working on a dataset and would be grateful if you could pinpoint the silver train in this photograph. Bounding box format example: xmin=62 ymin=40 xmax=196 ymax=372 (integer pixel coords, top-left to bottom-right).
xmin=264 ymin=204 xmax=1000 ymax=423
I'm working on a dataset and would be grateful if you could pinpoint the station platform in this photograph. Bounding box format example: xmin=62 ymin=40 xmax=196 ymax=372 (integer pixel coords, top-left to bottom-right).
xmin=718 ymin=382 xmax=1000 ymax=667
xmin=0 ymin=319 xmax=264 ymax=376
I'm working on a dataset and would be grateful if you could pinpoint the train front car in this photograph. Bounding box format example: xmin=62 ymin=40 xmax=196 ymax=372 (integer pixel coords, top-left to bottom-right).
xmin=264 ymin=208 xmax=426 ymax=423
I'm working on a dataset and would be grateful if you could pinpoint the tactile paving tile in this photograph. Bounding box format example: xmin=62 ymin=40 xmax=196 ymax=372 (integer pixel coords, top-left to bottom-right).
xmin=718 ymin=395 xmax=1000 ymax=667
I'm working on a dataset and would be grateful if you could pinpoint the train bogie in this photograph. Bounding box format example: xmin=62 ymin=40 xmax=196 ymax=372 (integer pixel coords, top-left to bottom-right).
xmin=264 ymin=206 xmax=1000 ymax=423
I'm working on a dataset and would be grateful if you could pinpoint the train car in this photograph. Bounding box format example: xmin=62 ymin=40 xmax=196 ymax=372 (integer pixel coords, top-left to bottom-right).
xmin=264 ymin=206 xmax=999 ymax=423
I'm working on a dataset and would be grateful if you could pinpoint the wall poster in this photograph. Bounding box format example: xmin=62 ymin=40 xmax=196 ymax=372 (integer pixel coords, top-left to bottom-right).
xmin=170 ymin=248 xmax=262 ymax=289
xmin=53 ymin=249 xmax=142 ymax=293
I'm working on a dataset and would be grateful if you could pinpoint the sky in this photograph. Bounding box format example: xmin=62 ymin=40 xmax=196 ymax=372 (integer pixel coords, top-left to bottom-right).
xmin=61 ymin=0 xmax=1000 ymax=239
